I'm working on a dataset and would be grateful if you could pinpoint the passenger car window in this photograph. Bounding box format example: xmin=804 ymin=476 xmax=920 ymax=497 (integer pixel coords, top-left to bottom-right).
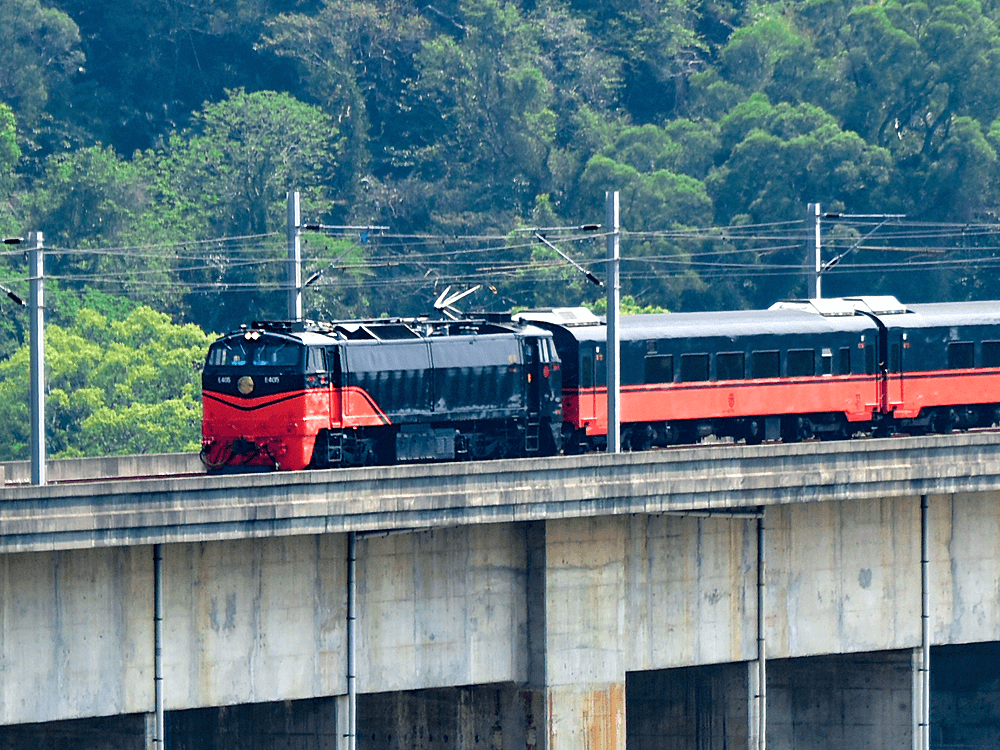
xmin=787 ymin=349 xmax=815 ymax=377
xmin=680 ymin=354 xmax=710 ymax=382
xmin=644 ymin=354 xmax=673 ymax=384
xmin=751 ymin=351 xmax=780 ymax=379
xmin=839 ymin=348 xmax=851 ymax=375
xmin=947 ymin=342 xmax=974 ymax=370
xmin=983 ymin=341 xmax=1000 ymax=368
xmin=717 ymin=352 xmax=745 ymax=381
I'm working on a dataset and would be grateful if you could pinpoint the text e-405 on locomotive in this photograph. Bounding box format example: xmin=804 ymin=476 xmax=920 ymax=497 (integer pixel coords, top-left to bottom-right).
xmin=200 ymin=315 xmax=563 ymax=471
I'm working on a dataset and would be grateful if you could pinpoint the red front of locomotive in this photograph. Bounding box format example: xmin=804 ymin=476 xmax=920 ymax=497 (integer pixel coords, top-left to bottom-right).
xmin=201 ymin=328 xmax=333 ymax=471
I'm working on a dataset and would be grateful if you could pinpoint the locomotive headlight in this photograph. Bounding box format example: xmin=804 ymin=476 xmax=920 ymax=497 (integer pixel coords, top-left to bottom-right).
xmin=238 ymin=376 xmax=255 ymax=395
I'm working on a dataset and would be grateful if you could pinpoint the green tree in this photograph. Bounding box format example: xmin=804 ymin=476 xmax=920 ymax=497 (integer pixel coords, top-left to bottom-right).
xmin=405 ymin=0 xmax=558 ymax=225
xmin=264 ymin=0 xmax=430 ymax=212
xmin=47 ymin=0 xmax=298 ymax=154
xmin=0 ymin=104 xmax=20 ymax=236
xmin=138 ymin=90 xmax=341 ymax=333
xmin=0 ymin=0 xmax=83 ymax=146
xmin=575 ymin=154 xmax=714 ymax=309
xmin=0 ymin=305 xmax=212 ymax=460
xmin=704 ymin=96 xmax=895 ymax=303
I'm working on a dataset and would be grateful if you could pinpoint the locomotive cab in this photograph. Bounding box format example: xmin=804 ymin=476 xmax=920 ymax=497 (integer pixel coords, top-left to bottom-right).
xmin=202 ymin=328 xmax=331 ymax=471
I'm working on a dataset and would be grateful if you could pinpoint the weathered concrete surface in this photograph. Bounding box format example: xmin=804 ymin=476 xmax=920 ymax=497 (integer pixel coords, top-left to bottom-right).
xmin=356 ymin=526 xmax=528 ymax=693
xmin=163 ymin=535 xmax=347 ymax=711
xmin=4 ymin=433 xmax=1000 ymax=554
xmin=0 ymin=547 xmax=153 ymax=722
xmin=624 ymin=514 xmax=757 ymax=669
xmin=767 ymin=497 xmax=921 ymax=658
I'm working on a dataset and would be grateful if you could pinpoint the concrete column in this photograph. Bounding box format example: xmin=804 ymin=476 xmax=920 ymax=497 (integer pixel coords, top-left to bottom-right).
xmin=541 ymin=517 xmax=626 ymax=750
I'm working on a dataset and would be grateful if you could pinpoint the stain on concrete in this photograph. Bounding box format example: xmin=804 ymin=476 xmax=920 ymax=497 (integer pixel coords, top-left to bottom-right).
xmin=582 ymin=683 xmax=623 ymax=750
xmin=858 ymin=568 xmax=872 ymax=589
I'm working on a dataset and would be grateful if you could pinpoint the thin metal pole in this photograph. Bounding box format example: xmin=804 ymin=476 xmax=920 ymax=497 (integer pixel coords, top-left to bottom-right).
xmin=809 ymin=203 xmax=821 ymax=299
xmin=605 ymin=191 xmax=620 ymax=453
xmin=919 ymin=495 xmax=930 ymax=750
xmin=287 ymin=191 xmax=302 ymax=321
xmin=757 ymin=511 xmax=766 ymax=750
xmin=154 ymin=544 xmax=165 ymax=750
xmin=347 ymin=532 xmax=357 ymax=750
xmin=28 ymin=232 xmax=45 ymax=486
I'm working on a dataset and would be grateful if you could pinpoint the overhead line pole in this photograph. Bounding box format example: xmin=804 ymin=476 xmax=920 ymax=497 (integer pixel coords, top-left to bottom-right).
xmin=808 ymin=203 xmax=822 ymax=299
xmin=287 ymin=191 xmax=302 ymax=321
xmin=29 ymin=231 xmax=45 ymax=486
xmin=606 ymin=191 xmax=621 ymax=454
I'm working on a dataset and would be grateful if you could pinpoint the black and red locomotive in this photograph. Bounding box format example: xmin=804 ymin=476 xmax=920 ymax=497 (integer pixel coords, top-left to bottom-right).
xmin=201 ymin=316 xmax=563 ymax=470
xmin=201 ymin=296 xmax=1000 ymax=471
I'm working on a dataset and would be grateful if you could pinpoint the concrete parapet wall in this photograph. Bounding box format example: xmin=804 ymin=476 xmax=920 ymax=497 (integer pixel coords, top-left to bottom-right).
xmin=0 ymin=453 xmax=202 ymax=486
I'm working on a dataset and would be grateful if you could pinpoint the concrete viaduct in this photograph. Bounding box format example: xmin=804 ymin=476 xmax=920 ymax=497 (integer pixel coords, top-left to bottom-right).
xmin=2 ymin=433 xmax=1000 ymax=749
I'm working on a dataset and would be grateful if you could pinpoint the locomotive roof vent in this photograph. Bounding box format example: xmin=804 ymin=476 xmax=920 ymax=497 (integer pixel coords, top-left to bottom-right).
xmin=514 ymin=307 xmax=601 ymax=326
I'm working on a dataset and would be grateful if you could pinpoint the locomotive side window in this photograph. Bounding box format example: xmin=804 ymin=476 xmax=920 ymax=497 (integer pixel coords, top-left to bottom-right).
xmin=839 ymin=348 xmax=851 ymax=375
xmin=865 ymin=344 xmax=875 ymax=375
xmin=717 ymin=352 xmax=745 ymax=381
xmin=787 ymin=349 xmax=815 ymax=377
xmin=821 ymin=348 xmax=832 ymax=375
xmin=679 ymin=353 xmax=709 ymax=382
xmin=947 ymin=342 xmax=974 ymax=370
xmin=751 ymin=351 xmax=780 ymax=379
xmin=307 ymin=347 xmax=326 ymax=372
xmin=644 ymin=354 xmax=673 ymax=384
xmin=983 ymin=341 xmax=1000 ymax=368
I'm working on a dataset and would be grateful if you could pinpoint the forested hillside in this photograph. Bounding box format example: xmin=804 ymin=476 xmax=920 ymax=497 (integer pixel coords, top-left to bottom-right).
xmin=4 ymin=0 xmax=1000 ymax=344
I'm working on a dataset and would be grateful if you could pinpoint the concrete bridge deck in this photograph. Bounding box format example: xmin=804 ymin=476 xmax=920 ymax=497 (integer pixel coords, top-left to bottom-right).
xmin=2 ymin=434 xmax=1000 ymax=750
xmin=3 ymin=432 xmax=1000 ymax=552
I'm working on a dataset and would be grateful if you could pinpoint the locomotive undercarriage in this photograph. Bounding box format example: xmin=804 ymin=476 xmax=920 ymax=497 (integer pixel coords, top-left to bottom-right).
xmin=310 ymin=419 xmax=559 ymax=469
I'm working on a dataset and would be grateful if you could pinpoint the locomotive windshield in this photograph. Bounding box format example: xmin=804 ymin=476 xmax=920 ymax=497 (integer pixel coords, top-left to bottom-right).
xmin=208 ymin=337 xmax=302 ymax=367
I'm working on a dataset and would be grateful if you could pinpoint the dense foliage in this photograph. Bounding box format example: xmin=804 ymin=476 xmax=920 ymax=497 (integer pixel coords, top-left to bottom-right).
xmin=3 ymin=0 xmax=1000 ymax=457
xmin=0 ymin=303 xmax=211 ymax=459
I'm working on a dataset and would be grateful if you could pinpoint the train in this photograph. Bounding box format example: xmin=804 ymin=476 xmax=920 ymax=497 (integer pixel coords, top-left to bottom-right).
xmin=200 ymin=296 xmax=1000 ymax=471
